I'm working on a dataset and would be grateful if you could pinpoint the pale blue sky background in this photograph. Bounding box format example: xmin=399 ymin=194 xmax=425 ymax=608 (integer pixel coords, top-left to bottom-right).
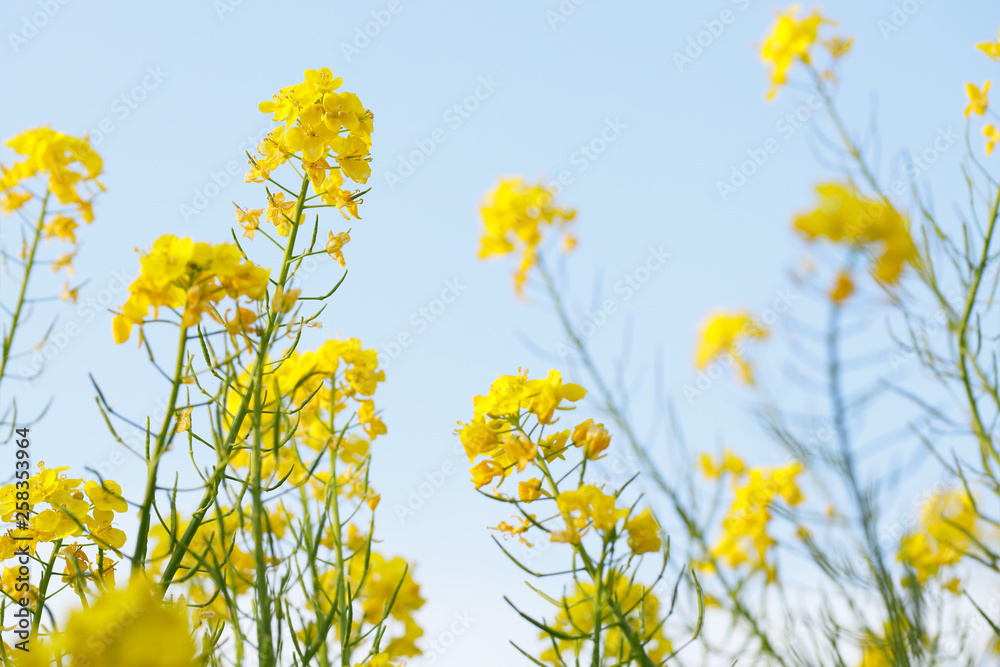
xmin=2 ymin=0 xmax=998 ymax=664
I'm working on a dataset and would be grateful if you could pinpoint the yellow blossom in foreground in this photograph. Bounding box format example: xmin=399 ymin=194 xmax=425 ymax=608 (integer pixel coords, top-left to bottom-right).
xmin=16 ymin=578 xmax=199 ymax=667
xmin=694 ymin=311 xmax=767 ymax=384
xmin=760 ymin=5 xmax=837 ymax=99
xmin=479 ymin=178 xmax=576 ymax=295
xmin=794 ymin=183 xmax=918 ymax=283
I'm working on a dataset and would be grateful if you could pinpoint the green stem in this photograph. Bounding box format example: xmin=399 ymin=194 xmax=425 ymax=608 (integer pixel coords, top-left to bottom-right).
xmin=251 ymin=364 xmax=274 ymax=667
xmin=537 ymin=258 xmax=789 ymax=665
xmin=157 ymin=174 xmax=311 ymax=595
xmin=31 ymin=538 xmax=62 ymax=636
xmin=0 ymin=191 xmax=49 ymax=402
xmin=131 ymin=325 xmax=188 ymax=573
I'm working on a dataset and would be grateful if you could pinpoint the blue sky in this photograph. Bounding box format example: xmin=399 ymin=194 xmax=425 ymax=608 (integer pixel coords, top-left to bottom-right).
xmin=2 ymin=0 xmax=998 ymax=664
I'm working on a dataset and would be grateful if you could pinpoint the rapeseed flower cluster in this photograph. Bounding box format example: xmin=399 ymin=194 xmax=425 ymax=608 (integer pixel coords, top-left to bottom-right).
xmin=479 ymin=178 xmax=577 ymax=295
xmin=761 ymin=5 xmax=847 ymax=98
xmin=694 ymin=311 xmax=768 ymax=384
xmin=112 ymin=235 xmax=270 ymax=344
xmin=793 ymin=183 xmax=918 ymax=284
xmin=898 ymin=489 xmax=981 ymax=587
xmin=0 ymin=464 xmax=127 ymax=563
xmin=698 ymin=451 xmax=804 ymax=581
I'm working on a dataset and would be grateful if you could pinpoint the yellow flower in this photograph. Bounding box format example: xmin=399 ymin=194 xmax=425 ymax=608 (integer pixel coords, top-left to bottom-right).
xmin=479 ymin=178 xmax=576 ymax=296
xmin=173 ymin=407 xmax=192 ymax=433
xmin=304 ymin=67 xmax=343 ymax=94
xmin=709 ymin=462 xmax=804 ymax=573
xmin=518 ymin=478 xmax=545 ymax=503
xmin=457 ymin=414 xmax=501 ymax=462
xmin=542 ymin=576 xmax=672 ymax=664
xmin=84 ymin=480 xmax=127 ymax=513
xmin=794 ymin=183 xmax=918 ymax=284
xmin=824 ymin=36 xmax=852 ymax=58
xmin=699 ymin=449 xmax=746 ymax=479
xmin=555 ymin=484 xmax=627 ymax=540
xmin=326 ymin=230 xmax=351 ymax=267
xmin=760 ymin=5 xmax=836 ymax=99
xmin=112 ymin=235 xmax=270 ymax=344
xmin=358 ymin=398 xmax=386 ymax=439
xmin=978 ymin=28 xmax=1000 ymax=60
xmin=695 ymin=311 xmax=767 ymax=384
xmin=84 ymin=509 xmax=127 ymax=550
xmin=472 ymin=368 xmax=585 ymax=423
xmin=42 ymin=578 xmax=198 ymax=666
xmin=271 ymin=285 xmax=301 ymax=313
xmin=51 ymin=251 xmax=76 ymax=274
xmin=830 ymin=269 xmax=854 ymax=302
xmin=965 ymin=80 xmax=990 ymax=117
xmin=0 ymin=190 xmax=31 ymax=214
xmin=234 ymin=204 xmax=263 ymax=239
xmin=570 ymin=418 xmax=611 ymax=460
xmin=625 ymin=508 xmax=662 ymax=555
xmin=985 ymin=124 xmax=1000 ymax=155
xmin=898 ymin=488 xmax=980 ymax=583
xmin=42 ymin=214 xmax=78 ymax=243
xmin=266 ymin=191 xmax=296 ymax=236
xmin=60 ymin=281 xmax=79 ymax=303
xmin=1 ymin=127 xmax=103 ymax=219
xmin=493 ymin=515 xmax=535 ymax=546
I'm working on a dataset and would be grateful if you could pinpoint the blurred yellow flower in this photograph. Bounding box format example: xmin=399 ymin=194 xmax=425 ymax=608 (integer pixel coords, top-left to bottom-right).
xmin=794 ymin=183 xmax=917 ymax=284
xmin=479 ymin=178 xmax=576 ymax=295
xmin=830 ymin=269 xmax=854 ymax=303
xmin=761 ymin=5 xmax=836 ymax=99
xmin=978 ymin=28 xmax=1000 ymax=60
xmin=965 ymin=80 xmax=990 ymax=117
xmin=625 ymin=508 xmax=662 ymax=555
xmin=985 ymin=123 xmax=1000 ymax=154
xmin=695 ymin=311 xmax=767 ymax=384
